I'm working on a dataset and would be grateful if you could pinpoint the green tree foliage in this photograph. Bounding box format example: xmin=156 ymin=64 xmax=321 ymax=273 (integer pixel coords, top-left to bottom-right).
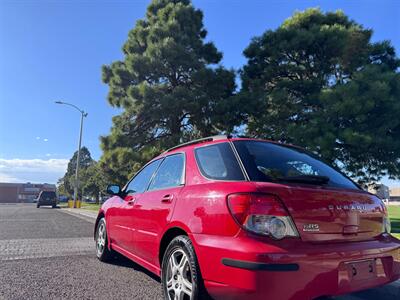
xmin=100 ymin=0 xmax=237 ymax=184
xmin=57 ymin=147 xmax=95 ymax=198
xmin=56 ymin=177 xmax=68 ymax=197
xmin=241 ymin=8 xmax=400 ymax=184
xmin=81 ymin=163 xmax=108 ymax=204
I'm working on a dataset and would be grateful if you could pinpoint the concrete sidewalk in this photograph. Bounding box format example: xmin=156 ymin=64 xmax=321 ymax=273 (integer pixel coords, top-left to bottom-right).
xmin=59 ymin=207 xmax=97 ymax=223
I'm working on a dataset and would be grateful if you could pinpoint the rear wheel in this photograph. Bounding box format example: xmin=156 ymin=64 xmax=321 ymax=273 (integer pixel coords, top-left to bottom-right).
xmin=95 ymin=218 xmax=113 ymax=261
xmin=161 ymin=235 xmax=210 ymax=300
xmin=36 ymin=204 xmax=40 ymax=208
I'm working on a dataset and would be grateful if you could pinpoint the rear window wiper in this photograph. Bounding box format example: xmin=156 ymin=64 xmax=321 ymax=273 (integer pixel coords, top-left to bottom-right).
xmin=274 ymin=175 xmax=330 ymax=185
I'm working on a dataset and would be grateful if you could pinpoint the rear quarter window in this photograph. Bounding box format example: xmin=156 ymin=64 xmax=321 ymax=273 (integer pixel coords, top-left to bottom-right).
xmin=194 ymin=142 xmax=245 ymax=181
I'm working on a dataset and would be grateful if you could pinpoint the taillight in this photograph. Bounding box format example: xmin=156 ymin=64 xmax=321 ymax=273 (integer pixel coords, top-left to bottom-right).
xmin=227 ymin=193 xmax=299 ymax=240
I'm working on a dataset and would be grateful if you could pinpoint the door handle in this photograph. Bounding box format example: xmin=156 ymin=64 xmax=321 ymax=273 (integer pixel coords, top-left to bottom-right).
xmin=161 ymin=194 xmax=174 ymax=203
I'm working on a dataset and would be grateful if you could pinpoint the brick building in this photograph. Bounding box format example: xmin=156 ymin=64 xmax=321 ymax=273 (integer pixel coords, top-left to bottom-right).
xmin=390 ymin=187 xmax=400 ymax=202
xmin=0 ymin=182 xmax=56 ymax=203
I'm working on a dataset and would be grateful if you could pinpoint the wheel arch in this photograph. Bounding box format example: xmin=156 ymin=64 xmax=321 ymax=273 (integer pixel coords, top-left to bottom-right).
xmin=94 ymin=210 xmax=105 ymax=240
xmin=159 ymin=226 xmax=189 ymax=266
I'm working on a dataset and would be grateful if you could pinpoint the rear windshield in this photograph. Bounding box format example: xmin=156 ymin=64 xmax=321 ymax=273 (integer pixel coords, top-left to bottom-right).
xmin=233 ymin=140 xmax=358 ymax=189
xmin=195 ymin=142 xmax=245 ymax=181
xmin=40 ymin=191 xmax=56 ymax=198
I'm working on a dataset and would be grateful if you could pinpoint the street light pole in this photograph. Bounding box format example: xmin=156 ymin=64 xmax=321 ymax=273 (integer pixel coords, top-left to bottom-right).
xmin=55 ymin=101 xmax=88 ymax=208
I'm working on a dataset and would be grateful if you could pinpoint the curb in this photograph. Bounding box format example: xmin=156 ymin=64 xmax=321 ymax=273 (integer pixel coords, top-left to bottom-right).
xmin=59 ymin=208 xmax=97 ymax=224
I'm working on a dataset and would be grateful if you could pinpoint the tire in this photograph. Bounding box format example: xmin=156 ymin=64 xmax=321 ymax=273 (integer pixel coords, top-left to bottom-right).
xmin=37 ymin=204 xmax=40 ymax=208
xmin=161 ymin=235 xmax=210 ymax=300
xmin=52 ymin=204 xmax=56 ymax=208
xmin=95 ymin=218 xmax=113 ymax=261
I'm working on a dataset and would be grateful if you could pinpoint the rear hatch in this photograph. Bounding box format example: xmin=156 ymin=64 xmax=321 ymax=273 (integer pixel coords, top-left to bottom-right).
xmin=40 ymin=191 xmax=57 ymax=201
xmin=256 ymin=183 xmax=385 ymax=242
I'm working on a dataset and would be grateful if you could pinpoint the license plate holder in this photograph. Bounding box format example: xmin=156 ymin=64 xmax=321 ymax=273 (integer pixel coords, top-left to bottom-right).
xmin=346 ymin=259 xmax=376 ymax=281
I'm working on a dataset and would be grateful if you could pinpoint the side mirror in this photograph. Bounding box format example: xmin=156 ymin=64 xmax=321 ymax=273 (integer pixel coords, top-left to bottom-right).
xmin=106 ymin=184 xmax=121 ymax=195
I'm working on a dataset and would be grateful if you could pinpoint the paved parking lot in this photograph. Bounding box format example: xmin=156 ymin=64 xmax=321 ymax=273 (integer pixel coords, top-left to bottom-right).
xmin=0 ymin=204 xmax=162 ymax=300
xmin=0 ymin=204 xmax=398 ymax=300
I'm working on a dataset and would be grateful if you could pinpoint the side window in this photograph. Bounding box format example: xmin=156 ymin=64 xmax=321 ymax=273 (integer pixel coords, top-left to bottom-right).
xmin=148 ymin=154 xmax=185 ymax=191
xmin=125 ymin=159 xmax=162 ymax=194
xmin=195 ymin=143 xmax=245 ymax=181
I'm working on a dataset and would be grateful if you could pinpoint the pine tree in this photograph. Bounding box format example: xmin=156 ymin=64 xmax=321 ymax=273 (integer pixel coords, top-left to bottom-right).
xmin=241 ymin=8 xmax=400 ymax=184
xmin=101 ymin=0 xmax=236 ymax=183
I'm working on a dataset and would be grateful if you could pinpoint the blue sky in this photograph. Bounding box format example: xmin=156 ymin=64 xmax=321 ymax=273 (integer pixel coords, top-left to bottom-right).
xmin=0 ymin=0 xmax=399 ymax=185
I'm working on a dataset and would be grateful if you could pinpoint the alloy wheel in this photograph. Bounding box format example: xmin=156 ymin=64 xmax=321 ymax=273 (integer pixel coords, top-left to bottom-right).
xmin=96 ymin=222 xmax=106 ymax=256
xmin=166 ymin=249 xmax=193 ymax=300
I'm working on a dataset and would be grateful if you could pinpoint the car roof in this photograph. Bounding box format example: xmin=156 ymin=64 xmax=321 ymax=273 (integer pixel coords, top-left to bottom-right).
xmin=152 ymin=135 xmax=304 ymax=160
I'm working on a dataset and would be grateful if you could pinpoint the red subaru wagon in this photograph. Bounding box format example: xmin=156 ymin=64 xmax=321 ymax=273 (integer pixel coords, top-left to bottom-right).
xmin=95 ymin=136 xmax=400 ymax=300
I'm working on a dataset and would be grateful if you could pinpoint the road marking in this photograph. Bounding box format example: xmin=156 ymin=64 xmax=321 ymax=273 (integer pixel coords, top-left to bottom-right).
xmin=0 ymin=237 xmax=93 ymax=261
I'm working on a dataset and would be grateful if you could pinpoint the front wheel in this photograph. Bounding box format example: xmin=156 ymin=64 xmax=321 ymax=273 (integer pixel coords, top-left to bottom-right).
xmin=161 ymin=235 xmax=210 ymax=300
xmin=95 ymin=218 xmax=113 ymax=261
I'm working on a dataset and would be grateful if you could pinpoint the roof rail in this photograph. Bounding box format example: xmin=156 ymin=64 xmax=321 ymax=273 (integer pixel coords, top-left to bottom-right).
xmin=164 ymin=135 xmax=230 ymax=153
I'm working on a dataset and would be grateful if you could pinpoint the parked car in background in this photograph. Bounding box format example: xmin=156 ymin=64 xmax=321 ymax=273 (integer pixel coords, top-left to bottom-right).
xmin=94 ymin=136 xmax=400 ymax=300
xmin=36 ymin=191 xmax=58 ymax=208
xmin=84 ymin=197 xmax=97 ymax=203
xmin=100 ymin=195 xmax=109 ymax=204
xmin=58 ymin=195 xmax=69 ymax=203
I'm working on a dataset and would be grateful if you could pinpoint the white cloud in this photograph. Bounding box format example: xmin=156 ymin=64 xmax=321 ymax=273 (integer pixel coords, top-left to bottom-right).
xmin=45 ymin=153 xmax=51 ymax=157
xmin=0 ymin=158 xmax=68 ymax=184
xmin=0 ymin=173 xmax=20 ymax=183
xmin=43 ymin=138 xmax=49 ymax=142
xmin=36 ymin=136 xmax=41 ymax=140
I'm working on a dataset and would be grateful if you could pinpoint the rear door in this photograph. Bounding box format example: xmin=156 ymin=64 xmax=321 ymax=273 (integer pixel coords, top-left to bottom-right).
xmin=132 ymin=153 xmax=185 ymax=265
xmin=40 ymin=191 xmax=56 ymax=203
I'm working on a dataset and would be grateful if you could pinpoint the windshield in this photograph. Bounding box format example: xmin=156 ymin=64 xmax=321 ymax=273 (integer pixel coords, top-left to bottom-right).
xmin=233 ymin=140 xmax=359 ymax=190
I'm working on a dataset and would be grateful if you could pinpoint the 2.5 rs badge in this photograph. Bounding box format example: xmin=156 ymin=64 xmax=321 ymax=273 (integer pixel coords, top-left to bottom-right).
xmin=303 ymin=224 xmax=320 ymax=232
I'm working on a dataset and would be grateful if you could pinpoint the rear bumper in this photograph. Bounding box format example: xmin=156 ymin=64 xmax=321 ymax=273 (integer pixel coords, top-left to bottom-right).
xmin=191 ymin=233 xmax=400 ymax=300
xmin=38 ymin=199 xmax=57 ymax=206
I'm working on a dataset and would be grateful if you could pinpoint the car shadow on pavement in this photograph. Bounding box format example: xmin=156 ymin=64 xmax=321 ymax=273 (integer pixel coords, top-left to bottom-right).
xmin=105 ymin=252 xmax=161 ymax=283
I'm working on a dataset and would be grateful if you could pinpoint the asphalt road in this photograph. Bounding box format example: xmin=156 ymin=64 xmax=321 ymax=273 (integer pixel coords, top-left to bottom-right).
xmin=0 ymin=204 xmax=398 ymax=300
xmin=0 ymin=204 xmax=162 ymax=300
